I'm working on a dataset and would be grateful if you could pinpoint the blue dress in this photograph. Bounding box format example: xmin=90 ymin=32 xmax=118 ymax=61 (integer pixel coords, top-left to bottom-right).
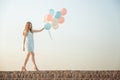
xmin=27 ymin=31 xmax=34 ymax=52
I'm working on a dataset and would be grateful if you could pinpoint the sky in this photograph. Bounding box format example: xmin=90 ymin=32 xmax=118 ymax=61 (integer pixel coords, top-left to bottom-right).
xmin=0 ymin=0 xmax=120 ymax=71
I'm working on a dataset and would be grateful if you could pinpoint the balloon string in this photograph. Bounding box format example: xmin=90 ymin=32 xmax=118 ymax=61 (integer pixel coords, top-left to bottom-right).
xmin=48 ymin=30 xmax=52 ymax=40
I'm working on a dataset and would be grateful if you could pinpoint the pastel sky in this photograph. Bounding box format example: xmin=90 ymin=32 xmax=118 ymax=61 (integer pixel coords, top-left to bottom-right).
xmin=0 ymin=0 xmax=120 ymax=71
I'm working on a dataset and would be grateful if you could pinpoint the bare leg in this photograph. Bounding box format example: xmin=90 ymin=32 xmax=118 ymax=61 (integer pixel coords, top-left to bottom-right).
xmin=31 ymin=52 xmax=39 ymax=71
xmin=21 ymin=52 xmax=31 ymax=71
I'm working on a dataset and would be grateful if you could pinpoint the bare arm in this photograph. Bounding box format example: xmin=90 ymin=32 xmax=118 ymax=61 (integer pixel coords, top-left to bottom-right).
xmin=23 ymin=31 xmax=27 ymax=51
xmin=32 ymin=27 xmax=44 ymax=33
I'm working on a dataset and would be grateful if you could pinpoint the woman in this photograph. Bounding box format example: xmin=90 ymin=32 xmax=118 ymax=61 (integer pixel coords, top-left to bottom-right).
xmin=21 ymin=21 xmax=44 ymax=71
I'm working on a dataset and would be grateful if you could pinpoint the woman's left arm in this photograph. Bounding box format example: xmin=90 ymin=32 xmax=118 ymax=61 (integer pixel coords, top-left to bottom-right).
xmin=32 ymin=27 xmax=44 ymax=33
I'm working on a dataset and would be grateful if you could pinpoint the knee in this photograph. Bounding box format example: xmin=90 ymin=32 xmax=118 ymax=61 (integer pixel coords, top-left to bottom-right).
xmin=31 ymin=52 xmax=35 ymax=57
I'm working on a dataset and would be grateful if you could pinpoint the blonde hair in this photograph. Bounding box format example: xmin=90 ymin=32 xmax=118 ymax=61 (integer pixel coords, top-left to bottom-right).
xmin=23 ymin=21 xmax=33 ymax=36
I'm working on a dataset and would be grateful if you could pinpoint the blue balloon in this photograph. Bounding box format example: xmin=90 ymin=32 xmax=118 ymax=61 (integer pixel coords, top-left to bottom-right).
xmin=44 ymin=23 xmax=51 ymax=30
xmin=49 ymin=9 xmax=54 ymax=15
xmin=55 ymin=11 xmax=61 ymax=19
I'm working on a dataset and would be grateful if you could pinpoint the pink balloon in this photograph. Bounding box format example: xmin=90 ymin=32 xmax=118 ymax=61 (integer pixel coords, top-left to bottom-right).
xmin=58 ymin=17 xmax=64 ymax=24
xmin=61 ymin=8 xmax=67 ymax=16
xmin=47 ymin=14 xmax=53 ymax=21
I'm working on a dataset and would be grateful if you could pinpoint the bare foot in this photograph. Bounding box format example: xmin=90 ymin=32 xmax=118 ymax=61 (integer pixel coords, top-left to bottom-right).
xmin=21 ymin=66 xmax=27 ymax=71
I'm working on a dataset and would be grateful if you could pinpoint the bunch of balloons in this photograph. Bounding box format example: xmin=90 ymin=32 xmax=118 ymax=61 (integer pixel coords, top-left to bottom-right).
xmin=44 ymin=8 xmax=67 ymax=30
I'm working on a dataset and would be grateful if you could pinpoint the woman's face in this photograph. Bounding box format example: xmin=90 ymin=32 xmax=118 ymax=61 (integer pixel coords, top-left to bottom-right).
xmin=26 ymin=23 xmax=32 ymax=29
xmin=29 ymin=23 xmax=32 ymax=29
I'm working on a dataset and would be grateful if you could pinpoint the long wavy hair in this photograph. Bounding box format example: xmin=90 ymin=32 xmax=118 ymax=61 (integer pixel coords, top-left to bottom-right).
xmin=23 ymin=21 xmax=33 ymax=36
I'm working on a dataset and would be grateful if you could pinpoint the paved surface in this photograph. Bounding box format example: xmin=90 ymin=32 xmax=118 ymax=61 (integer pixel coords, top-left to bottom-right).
xmin=0 ymin=70 xmax=120 ymax=80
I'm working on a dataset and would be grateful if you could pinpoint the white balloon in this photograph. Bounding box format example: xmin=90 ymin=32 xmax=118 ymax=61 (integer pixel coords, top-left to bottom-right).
xmin=51 ymin=18 xmax=59 ymax=29
xmin=53 ymin=24 xmax=59 ymax=29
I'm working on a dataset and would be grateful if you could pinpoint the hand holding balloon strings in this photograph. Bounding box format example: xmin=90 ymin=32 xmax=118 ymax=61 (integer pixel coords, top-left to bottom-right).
xmin=44 ymin=8 xmax=67 ymax=40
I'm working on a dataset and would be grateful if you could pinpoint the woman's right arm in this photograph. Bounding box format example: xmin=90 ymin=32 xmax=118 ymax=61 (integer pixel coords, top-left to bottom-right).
xmin=23 ymin=31 xmax=27 ymax=51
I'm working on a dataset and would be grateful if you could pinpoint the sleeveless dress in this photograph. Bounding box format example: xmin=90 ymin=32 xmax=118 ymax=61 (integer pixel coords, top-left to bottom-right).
xmin=27 ymin=31 xmax=34 ymax=52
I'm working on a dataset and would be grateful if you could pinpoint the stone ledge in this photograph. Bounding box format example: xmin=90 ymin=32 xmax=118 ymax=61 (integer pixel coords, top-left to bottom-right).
xmin=0 ymin=70 xmax=120 ymax=80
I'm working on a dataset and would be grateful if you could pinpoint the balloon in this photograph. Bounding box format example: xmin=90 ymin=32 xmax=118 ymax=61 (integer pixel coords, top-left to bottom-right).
xmin=44 ymin=23 xmax=51 ymax=30
xmin=52 ymin=18 xmax=58 ymax=26
xmin=61 ymin=8 xmax=67 ymax=16
xmin=58 ymin=17 xmax=64 ymax=24
xmin=43 ymin=8 xmax=67 ymax=30
xmin=51 ymin=18 xmax=59 ymax=29
xmin=49 ymin=9 xmax=54 ymax=15
xmin=52 ymin=24 xmax=59 ymax=29
xmin=47 ymin=14 xmax=53 ymax=21
xmin=55 ymin=11 xmax=61 ymax=19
